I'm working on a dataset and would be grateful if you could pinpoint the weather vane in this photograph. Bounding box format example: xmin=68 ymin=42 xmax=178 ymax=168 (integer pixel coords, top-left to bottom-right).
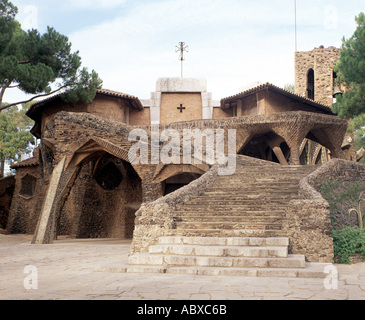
xmin=175 ymin=42 xmax=189 ymax=78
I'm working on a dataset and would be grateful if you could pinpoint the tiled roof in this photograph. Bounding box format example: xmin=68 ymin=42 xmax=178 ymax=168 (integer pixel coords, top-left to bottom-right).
xmin=10 ymin=155 xmax=39 ymax=169
xmin=10 ymin=149 xmax=39 ymax=169
xmin=220 ymin=82 xmax=334 ymax=115
xmin=26 ymin=88 xmax=143 ymax=120
xmin=95 ymin=89 xmax=143 ymax=110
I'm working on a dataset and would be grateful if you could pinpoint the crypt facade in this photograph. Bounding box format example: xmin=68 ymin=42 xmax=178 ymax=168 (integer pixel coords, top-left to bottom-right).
xmin=1 ymin=46 xmax=364 ymax=266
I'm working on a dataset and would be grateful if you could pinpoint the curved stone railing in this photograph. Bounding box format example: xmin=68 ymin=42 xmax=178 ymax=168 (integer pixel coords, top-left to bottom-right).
xmin=130 ymin=165 xmax=219 ymax=254
xmin=284 ymin=159 xmax=365 ymax=263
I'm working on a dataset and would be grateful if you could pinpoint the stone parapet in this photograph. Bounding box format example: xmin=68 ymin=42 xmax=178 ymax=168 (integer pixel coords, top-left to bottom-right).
xmin=284 ymin=159 xmax=365 ymax=263
xmin=130 ymin=165 xmax=219 ymax=254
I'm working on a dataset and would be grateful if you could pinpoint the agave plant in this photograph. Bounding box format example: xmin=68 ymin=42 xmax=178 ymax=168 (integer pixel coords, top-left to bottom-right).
xmin=348 ymin=191 xmax=365 ymax=229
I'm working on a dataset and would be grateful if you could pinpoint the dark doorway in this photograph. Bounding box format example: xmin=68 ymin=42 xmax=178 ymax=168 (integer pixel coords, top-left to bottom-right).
xmin=163 ymin=172 xmax=202 ymax=196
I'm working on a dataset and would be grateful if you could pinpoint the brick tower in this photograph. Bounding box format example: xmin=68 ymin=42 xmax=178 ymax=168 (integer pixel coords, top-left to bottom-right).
xmin=294 ymin=46 xmax=341 ymax=107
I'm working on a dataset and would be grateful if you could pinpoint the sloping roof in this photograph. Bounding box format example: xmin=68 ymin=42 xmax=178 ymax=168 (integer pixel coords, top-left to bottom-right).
xmin=220 ymin=82 xmax=334 ymax=115
xmin=26 ymin=88 xmax=143 ymax=120
xmin=10 ymin=148 xmax=40 ymax=169
xmin=95 ymin=88 xmax=144 ymax=110
xmin=10 ymin=156 xmax=39 ymax=169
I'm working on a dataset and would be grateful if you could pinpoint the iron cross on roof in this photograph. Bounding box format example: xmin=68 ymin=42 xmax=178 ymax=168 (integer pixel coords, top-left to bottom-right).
xmin=177 ymin=104 xmax=186 ymax=113
xmin=175 ymin=42 xmax=189 ymax=78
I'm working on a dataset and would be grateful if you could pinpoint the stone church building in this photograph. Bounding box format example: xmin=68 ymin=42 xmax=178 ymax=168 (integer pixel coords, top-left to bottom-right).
xmin=1 ymin=46 xmax=365 ymax=276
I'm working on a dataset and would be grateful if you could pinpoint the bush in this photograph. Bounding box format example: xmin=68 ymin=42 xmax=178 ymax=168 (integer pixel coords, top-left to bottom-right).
xmin=332 ymin=226 xmax=365 ymax=264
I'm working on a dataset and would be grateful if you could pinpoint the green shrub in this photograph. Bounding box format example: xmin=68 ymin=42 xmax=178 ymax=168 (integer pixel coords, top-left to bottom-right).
xmin=332 ymin=226 xmax=365 ymax=264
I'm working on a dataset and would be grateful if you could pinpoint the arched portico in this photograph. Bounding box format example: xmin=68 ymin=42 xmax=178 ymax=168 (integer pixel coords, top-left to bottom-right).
xmin=238 ymin=131 xmax=290 ymax=165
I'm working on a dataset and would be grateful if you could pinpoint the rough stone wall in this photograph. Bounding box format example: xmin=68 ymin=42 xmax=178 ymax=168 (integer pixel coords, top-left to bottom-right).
xmin=304 ymin=159 xmax=365 ymax=230
xmin=295 ymin=46 xmax=340 ymax=106
xmin=58 ymin=160 xmax=142 ymax=239
xmin=284 ymin=199 xmax=333 ymax=263
xmin=284 ymin=159 xmax=365 ymax=263
xmin=0 ymin=176 xmax=15 ymax=230
xmin=6 ymin=166 xmax=48 ymax=234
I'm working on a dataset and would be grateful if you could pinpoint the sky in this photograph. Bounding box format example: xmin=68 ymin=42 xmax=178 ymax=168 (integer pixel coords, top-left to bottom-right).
xmin=3 ymin=0 xmax=365 ymax=104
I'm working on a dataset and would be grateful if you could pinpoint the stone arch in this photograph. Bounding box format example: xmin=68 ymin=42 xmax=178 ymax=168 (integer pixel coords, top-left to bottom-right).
xmin=66 ymin=137 xmax=131 ymax=170
xmin=299 ymin=139 xmax=326 ymax=165
xmin=305 ymin=128 xmax=342 ymax=158
xmin=238 ymin=131 xmax=290 ymax=165
xmin=58 ymin=151 xmax=142 ymax=240
xmin=43 ymin=135 xmax=143 ymax=242
xmin=155 ymin=164 xmax=207 ymax=196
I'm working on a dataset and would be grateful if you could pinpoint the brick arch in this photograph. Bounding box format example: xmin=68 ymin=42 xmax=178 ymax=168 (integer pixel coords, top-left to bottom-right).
xmin=66 ymin=137 xmax=131 ymax=169
xmin=154 ymin=164 xmax=208 ymax=183
xmin=238 ymin=129 xmax=290 ymax=165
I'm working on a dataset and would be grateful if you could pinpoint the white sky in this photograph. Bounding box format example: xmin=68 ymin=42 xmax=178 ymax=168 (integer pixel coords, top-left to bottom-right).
xmin=4 ymin=0 xmax=364 ymax=104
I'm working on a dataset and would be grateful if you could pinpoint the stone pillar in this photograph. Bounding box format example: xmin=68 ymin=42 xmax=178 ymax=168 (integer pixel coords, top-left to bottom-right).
xmin=289 ymin=145 xmax=301 ymax=165
xmin=32 ymin=157 xmax=66 ymax=244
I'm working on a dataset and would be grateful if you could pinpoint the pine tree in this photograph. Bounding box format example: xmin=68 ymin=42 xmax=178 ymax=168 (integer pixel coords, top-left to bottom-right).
xmin=333 ymin=12 xmax=365 ymax=162
xmin=0 ymin=0 xmax=103 ymax=112
xmin=0 ymin=104 xmax=35 ymax=177
xmin=333 ymin=12 xmax=365 ymax=118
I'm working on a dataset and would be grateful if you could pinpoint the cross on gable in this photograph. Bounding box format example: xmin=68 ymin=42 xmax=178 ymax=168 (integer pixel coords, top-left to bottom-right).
xmin=177 ymin=104 xmax=186 ymax=113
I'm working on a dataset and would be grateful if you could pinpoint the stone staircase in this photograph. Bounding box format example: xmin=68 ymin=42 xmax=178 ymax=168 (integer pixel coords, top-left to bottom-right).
xmin=168 ymin=162 xmax=318 ymax=238
xmin=120 ymin=161 xmax=332 ymax=278
xmin=122 ymin=236 xmax=330 ymax=278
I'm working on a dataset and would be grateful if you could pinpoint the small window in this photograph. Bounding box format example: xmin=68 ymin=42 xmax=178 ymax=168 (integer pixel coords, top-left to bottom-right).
xmin=19 ymin=174 xmax=37 ymax=198
xmin=307 ymin=68 xmax=315 ymax=100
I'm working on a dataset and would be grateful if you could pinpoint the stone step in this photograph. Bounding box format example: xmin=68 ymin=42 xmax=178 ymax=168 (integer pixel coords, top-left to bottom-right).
xmin=210 ymin=183 xmax=300 ymax=188
xmin=213 ymin=180 xmax=300 ymax=183
xmin=176 ymin=221 xmax=282 ymax=230
xmin=157 ymin=236 xmax=289 ymax=247
xmin=166 ymin=229 xmax=287 ymax=237
xmin=175 ymin=219 xmax=283 ymax=226
xmin=174 ymin=207 xmax=287 ymax=214
xmin=113 ymin=262 xmax=331 ymax=278
xmin=227 ymin=171 xmax=311 ymax=176
xmin=128 ymin=253 xmax=306 ymax=269
xmin=173 ymin=210 xmax=286 ymax=216
xmin=233 ymin=164 xmax=317 ymax=170
xmin=201 ymin=188 xmax=299 ymax=193
xmin=185 ymin=199 xmax=293 ymax=205
xmin=204 ymin=188 xmax=299 ymax=193
xmin=148 ymin=244 xmax=288 ymax=258
xmin=174 ymin=215 xmax=284 ymax=222
xmin=224 ymin=171 xmax=312 ymax=177
xmin=174 ymin=205 xmax=288 ymax=211
xmin=188 ymin=195 xmax=297 ymax=201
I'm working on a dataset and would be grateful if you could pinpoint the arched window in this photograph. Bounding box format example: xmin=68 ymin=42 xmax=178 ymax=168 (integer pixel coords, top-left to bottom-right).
xmin=307 ymin=68 xmax=315 ymax=100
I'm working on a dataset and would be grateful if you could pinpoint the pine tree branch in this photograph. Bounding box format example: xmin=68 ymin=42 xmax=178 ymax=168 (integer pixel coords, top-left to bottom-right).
xmin=0 ymin=85 xmax=68 ymax=112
